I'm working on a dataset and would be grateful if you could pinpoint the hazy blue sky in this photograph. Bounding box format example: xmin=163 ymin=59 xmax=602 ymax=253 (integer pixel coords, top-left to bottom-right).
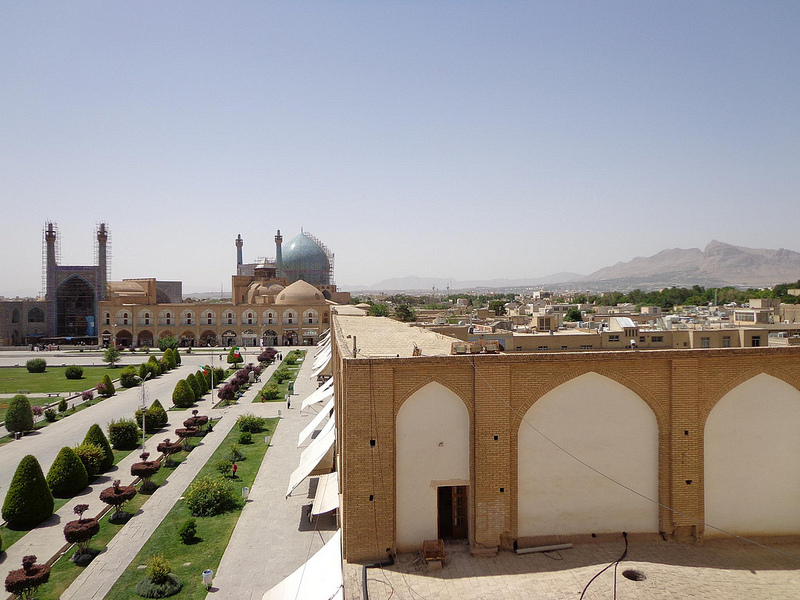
xmin=1 ymin=2 xmax=798 ymax=295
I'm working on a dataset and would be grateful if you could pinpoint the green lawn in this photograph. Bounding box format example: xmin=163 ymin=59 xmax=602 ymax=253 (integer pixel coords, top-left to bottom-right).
xmin=29 ymin=431 xmax=208 ymax=600
xmin=104 ymin=417 xmax=278 ymax=600
xmin=0 ymin=366 xmax=126 ymax=395
xmin=252 ymin=350 xmax=306 ymax=403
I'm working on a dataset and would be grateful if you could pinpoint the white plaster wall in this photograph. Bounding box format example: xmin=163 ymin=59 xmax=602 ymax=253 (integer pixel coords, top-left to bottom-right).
xmin=518 ymin=372 xmax=658 ymax=537
xmin=705 ymin=373 xmax=800 ymax=537
xmin=396 ymin=382 xmax=469 ymax=551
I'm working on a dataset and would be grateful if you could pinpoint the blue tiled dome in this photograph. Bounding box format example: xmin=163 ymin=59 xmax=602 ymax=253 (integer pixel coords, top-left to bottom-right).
xmin=282 ymin=232 xmax=330 ymax=285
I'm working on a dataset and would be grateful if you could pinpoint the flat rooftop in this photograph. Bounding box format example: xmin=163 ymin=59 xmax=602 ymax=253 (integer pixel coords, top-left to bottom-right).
xmin=332 ymin=313 xmax=455 ymax=358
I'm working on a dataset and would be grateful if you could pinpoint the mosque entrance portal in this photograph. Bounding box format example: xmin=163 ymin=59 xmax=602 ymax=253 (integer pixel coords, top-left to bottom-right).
xmin=56 ymin=277 xmax=96 ymax=338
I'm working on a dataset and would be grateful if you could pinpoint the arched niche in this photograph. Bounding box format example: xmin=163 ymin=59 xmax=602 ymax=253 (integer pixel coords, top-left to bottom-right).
xmin=518 ymin=372 xmax=658 ymax=538
xmin=396 ymin=382 xmax=470 ymax=551
xmin=704 ymin=373 xmax=800 ymax=537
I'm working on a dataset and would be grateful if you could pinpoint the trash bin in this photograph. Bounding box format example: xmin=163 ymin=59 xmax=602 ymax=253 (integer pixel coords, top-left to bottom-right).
xmin=202 ymin=569 xmax=213 ymax=589
xmin=242 ymin=487 xmax=249 ymax=500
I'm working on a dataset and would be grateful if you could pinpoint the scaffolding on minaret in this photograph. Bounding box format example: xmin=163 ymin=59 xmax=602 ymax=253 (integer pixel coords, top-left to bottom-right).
xmin=94 ymin=222 xmax=111 ymax=281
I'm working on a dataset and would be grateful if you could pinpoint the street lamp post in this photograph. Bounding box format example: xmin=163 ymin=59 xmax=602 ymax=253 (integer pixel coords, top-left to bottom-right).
xmin=135 ymin=372 xmax=152 ymax=453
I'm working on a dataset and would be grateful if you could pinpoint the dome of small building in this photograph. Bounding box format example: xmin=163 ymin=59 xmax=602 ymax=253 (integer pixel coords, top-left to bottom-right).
xmin=274 ymin=279 xmax=327 ymax=306
xmin=282 ymin=232 xmax=331 ymax=286
xmin=267 ymin=284 xmax=285 ymax=293
xmin=355 ymin=303 xmax=371 ymax=310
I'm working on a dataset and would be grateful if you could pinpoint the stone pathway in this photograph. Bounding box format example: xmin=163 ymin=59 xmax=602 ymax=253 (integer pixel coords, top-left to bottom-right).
xmin=208 ymin=350 xmax=337 ymax=599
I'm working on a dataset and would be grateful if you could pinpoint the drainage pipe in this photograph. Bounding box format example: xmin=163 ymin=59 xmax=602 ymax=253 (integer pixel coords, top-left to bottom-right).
xmin=362 ymin=551 xmax=394 ymax=600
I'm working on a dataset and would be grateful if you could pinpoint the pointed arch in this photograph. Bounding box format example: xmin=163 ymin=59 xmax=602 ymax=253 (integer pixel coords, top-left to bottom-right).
xmin=395 ymin=376 xmax=472 ymax=420
xmin=701 ymin=366 xmax=800 ymax=425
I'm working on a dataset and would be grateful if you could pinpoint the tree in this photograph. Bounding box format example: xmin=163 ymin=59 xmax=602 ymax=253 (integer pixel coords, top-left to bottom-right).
xmin=5 ymin=394 xmax=34 ymax=434
xmin=564 ymin=308 xmax=583 ymax=322
xmin=136 ymin=399 xmax=169 ymax=432
xmin=488 ymin=300 xmax=506 ymax=316
xmin=394 ymin=304 xmax=417 ymax=322
xmin=103 ymin=346 xmax=122 ymax=368
xmin=4 ymin=555 xmax=50 ymax=600
xmin=172 ymin=379 xmax=195 ymax=408
xmin=99 ymin=479 xmax=137 ymax=521
xmin=97 ymin=374 xmax=115 ymax=398
xmin=2 ymin=455 xmax=54 ymax=528
xmin=368 ymin=303 xmax=390 ymax=317
xmin=130 ymin=452 xmax=161 ymax=494
xmin=84 ymin=424 xmax=114 ymax=472
xmin=227 ymin=346 xmax=244 ymax=365
xmin=63 ymin=504 xmax=99 ymax=557
xmin=157 ymin=335 xmax=179 ymax=351
xmin=46 ymin=447 xmax=89 ymax=498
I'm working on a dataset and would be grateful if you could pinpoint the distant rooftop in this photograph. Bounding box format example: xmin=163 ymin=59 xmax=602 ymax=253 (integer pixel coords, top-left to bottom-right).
xmin=333 ymin=314 xmax=455 ymax=358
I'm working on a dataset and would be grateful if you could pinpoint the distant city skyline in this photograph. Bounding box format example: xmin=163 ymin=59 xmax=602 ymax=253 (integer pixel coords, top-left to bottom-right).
xmin=2 ymin=2 xmax=798 ymax=296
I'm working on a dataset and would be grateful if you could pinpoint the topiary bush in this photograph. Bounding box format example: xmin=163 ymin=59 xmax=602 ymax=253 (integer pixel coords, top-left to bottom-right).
xmin=136 ymin=398 xmax=169 ymax=433
xmin=73 ymin=442 xmax=105 ymax=478
xmin=46 ymin=447 xmax=89 ymax=498
xmin=58 ymin=397 xmax=68 ymax=413
xmin=2 ymin=455 xmax=54 ymax=528
xmin=237 ymin=413 xmax=266 ymax=433
xmin=98 ymin=374 xmax=115 ymax=398
xmin=147 ymin=355 xmax=162 ymax=376
xmin=184 ymin=475 xmax=238 ymax=517
xmin=173 ymin=348 xmax=181 ymax=366
xmin=63 ymin=504 xmax=99 ymax=557
xmin=4 ymin=555 xmax=50 ymax=599
xmin=5 ymin=394 xmax=34 ymax=434
xmin=25 ymin=358 xmax=47 ymax=373
xmin=172 ymin=380 xmax=195 ymax=408
xmin=84 ymin=424 xmax=114 ymax=472
xmin=156 ymin=438 xmax=183 ymax=467
xmin=131 ymin=452 xmax=161 ymax=494
xmin=139 ymin=361 xmax=158 ymax=381
xmin=195 ymin=369 xmax=209 ymax=395
xmin=65 ymin=365 xmax=84 ymax=379
xmin=163 ymin=348 xmax=176 ymax=370
xmin=186 ymin=373 xmax=202 ymax=400
xmin=108 ymin=418 xmax=139 ymax=450
xmin=120 ymin=365 xmax=139 ymax=388
xmin=99 ymin=479 xmax=137 ymax=521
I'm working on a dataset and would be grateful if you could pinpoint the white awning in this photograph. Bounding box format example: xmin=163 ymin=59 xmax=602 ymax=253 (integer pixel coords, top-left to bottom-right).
xmin=286 ymin=422 xmax=335 ymax=497
xmin=262 ymin=530 xmax=342 ymax=600
xmin=315 ymin=337 xmax=331 ymax=355
xmin=298 ymin=398 xmax=335 ymax=447
xmin=312 ymin=471 xmax=340 ymax=516
xmin=313 ymin=344 xmax=331 ymax=369
xmin=301 ymin=378 xmax=334 ymax=410
xmin=311 ymin=352 xmax=331 ymax=379
xmin=318 ymin=328 xmax=330 ymax=342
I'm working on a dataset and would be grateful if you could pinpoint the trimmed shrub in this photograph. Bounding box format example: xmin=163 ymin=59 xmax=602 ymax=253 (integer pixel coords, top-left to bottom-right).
xmin=227 ymin=347 xmax=243 ymax=365
xmin=108 ymin=418 xmax=139 ymax=450
xmin=184 ymin=475 xmax=237 ymax=517
xmin=46 ymin=447 xmax=89 ymax=498
xmin=63 ymin=504 xmax=99 ymax=556
xmin=173 ymin=348 xmax=181 ymax=365
xmin=98 ymin=374 xmax=115 ymax=398
xmin=58 ymin=397 xmax=68 ymax=413
xmin=212 ymin=367 xmax=225 ymax=386
xmin=156 ymin=438 xmax=183 ymax=467
xmin=147 ymin=553 xmax=171 ymax=583
xmin=238 ymin=431 xmax=252 ymax=444
xmin=163 ymin=348 xmax=176 ymax=370
xmin=131 ymin=452 xmax=161 ymax=493
xmin=84 ymin=424 xmax=114 ymax=471
xmin=5 ymin=394 xmax=34 ymax=433
xmin=195 ymin=369 xmax=209 ymax=395
xmin=73 ymin=442 xmax=105 ymax=477
xmin=65 ymin=365 xmax=84 ymax=379
xmin=147 ymin=355 xmax=162 ymax=376
xmin=99 ymin=479 xmax=137 ymax=520
xmin=120 ymin=365 xmax=139 ymax=388
xmin=201 ymin=367 xmax=213 ymax=389
xmin=82 ymin=389 xmax=94 ymax=402
xmin=172 ymin=380 xmax=195 ymax=408
xmin=177 ymin=519 xmax=197 ymax=544
xmin=236 ymin=413 xmax=265 ymax=433
xmin=261 ymin=384 xmax=281 ymax=401
xmin=186 ymin=373 xmax=202 ymax=400
xmin=136 ymin=554 xmax=182 ymax=598
xmin=26 ymin=358 xmax=47 ymax=373
xmin=44 ymin=408 xmax=57 ymax=422
xmin=4 ymin=555 xmax=51 ymax=599
xmin=136 ymin=399 xmax=169 ymax=433
xmin=2 ymin=455 xmax=54 ymax=528
xmin=139 ymin=360 xmax=158 ymax=380
xmin=32 ymin=405 xmax=44 ymax=419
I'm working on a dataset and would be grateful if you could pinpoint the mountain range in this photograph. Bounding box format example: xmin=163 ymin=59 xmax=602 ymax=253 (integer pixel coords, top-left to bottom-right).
xmin=348 ymin=241 xmax=800 ymax=293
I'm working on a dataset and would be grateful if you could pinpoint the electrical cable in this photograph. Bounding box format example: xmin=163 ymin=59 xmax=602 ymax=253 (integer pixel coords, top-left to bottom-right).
xmin=469 ymin=356 xmax=800 ymax=564
xmin=578 ymin=532 xmax=627 ymax=600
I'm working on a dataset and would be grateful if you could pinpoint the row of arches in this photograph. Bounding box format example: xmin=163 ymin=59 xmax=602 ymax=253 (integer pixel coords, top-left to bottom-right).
xmin=104 ymin=308 xmax=328 ymax=328
xmin=9 ymin=307 xmax=45 ymax=324
xmin=395 ymin=372 xmax=800 ymax=550
xmin=105 ymin=328 xmax=313 ymax=347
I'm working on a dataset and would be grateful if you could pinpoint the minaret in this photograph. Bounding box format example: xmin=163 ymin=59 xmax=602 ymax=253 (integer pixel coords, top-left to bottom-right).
xmin=96 ymin=223 xmax=108 ymax=301
xmin=275 ymin=230 xmax=283 ymax=278
xmin=45 ymin=222 xmax=57 ymax=300
xmin=235 ymin=234 xmax=243 ymax=267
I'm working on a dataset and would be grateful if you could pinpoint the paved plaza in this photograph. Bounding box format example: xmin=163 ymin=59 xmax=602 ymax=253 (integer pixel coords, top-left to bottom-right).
xmin=345 ymin=536 xmax=800 ymax=599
